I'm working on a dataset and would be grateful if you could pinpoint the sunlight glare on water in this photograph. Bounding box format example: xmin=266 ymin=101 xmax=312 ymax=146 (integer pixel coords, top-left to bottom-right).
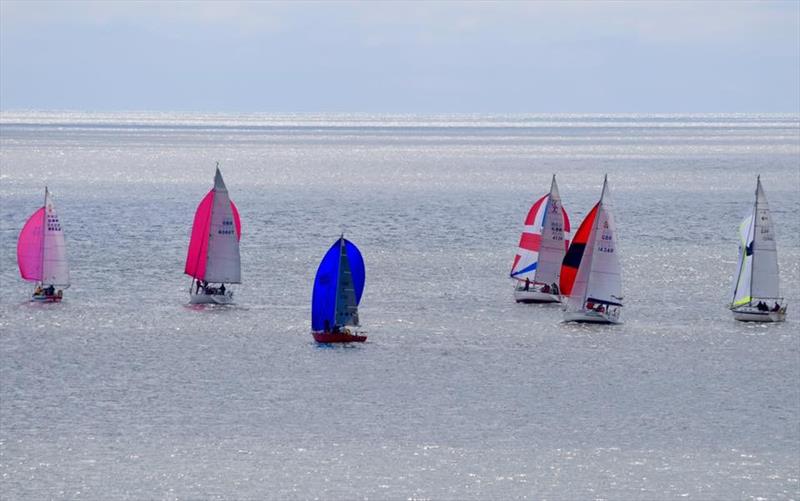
xmin=1 ymin=112 xmax=799 ymax=499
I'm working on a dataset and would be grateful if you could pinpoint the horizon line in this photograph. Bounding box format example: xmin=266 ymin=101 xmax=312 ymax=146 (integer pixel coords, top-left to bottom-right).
xmin=2 ymin=109 xmax=799 ymax=116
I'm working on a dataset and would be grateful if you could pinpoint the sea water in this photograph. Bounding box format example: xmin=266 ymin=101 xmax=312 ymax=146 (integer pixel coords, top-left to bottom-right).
xmin=1 ymin=112 xmax=798 ymax=499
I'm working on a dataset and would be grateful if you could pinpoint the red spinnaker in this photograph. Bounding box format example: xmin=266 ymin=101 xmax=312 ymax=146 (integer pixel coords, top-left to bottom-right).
xmin=559 ymin=203 xmax=598 ymax=297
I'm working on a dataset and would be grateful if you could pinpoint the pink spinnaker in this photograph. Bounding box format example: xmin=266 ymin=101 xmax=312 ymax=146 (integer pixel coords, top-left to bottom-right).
xmin=184 ymin=188 xmax=241 ymax=281
xmin=17 ymin=207 xmax=45 ymax=281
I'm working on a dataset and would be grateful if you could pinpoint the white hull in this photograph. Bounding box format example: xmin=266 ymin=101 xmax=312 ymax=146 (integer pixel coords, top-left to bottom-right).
xmin=514 ymin=288 xmax=560 ymax=303
xmin=563 ymin=308 xmax=622 ymax=324
xmin=731 ymin=308 xmax=785 ymax=323
xmin=190 ymin=291 xmax=235 ymax=305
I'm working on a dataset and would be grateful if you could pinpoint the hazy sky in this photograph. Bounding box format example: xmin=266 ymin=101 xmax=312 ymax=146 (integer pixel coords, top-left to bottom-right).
xmin=1 ymin=0 xmax=798 ymax=113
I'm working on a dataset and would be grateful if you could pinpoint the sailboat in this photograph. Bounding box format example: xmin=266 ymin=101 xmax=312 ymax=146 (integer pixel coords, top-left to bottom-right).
xmin=729 ymin=176 xmax=786 ymax=322
xmin=510 ymin=175 xmax=571 ymax=303
xmin=185 ymin=165 xmax=241 ymax=304
xmin=17 ymin=187 xmax=70 ymax=302
xmin=311 ymin=235 xmax=367 ymax=343
xmin=560 ymin=175 xmax=623 ymax=324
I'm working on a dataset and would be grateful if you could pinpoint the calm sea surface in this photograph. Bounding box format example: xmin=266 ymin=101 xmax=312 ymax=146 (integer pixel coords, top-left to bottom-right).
xmin=1 ymin=112 xmax=799 ymax=500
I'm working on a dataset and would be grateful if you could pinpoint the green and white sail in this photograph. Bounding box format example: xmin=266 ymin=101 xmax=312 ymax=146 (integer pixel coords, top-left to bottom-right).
xmin=730 ymin=176 xmax=780 ymax=308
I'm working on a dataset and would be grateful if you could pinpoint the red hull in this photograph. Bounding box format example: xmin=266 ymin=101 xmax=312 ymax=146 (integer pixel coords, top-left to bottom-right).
xmin=312 ymin=331 xmax=367 ymax=343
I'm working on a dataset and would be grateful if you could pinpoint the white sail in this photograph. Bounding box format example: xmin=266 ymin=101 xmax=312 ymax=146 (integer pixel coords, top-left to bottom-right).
xmin=41 ymin=188 xmax=70 ymax=287
xmin=731 ymin=213 xmax=754 ymax=307
xmin=203 ymin=168 xmax=241 ymax=284
xmin=535 ymin=175 xmax=567 ymax=287
xmin=585 ymin=200 xmax=622 ymax=306
xmin=334 ymin=239 xmax=359 ymax=327
xmin=751 ymin=177 xmax=780 ymax=299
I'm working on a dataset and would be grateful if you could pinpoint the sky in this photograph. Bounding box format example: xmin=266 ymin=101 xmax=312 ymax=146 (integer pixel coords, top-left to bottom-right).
xmin=1 ymin=0 xmax=799 ymax=113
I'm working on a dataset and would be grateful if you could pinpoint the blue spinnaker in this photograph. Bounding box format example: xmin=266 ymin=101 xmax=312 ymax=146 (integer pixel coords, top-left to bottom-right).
xmin=311 ymin=238 xmax=365 ymax=331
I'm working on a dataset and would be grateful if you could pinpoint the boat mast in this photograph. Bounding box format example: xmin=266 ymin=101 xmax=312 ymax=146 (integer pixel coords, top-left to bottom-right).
xmin=535 ymin=174 xmax=557 ymax=284
xmin=205 ymin=163 xmax=221 ymax=280
xmin=332 ymin=234 xmax=345 ymax=327
xmin=40 ymin=186 xmax=48 ymax=287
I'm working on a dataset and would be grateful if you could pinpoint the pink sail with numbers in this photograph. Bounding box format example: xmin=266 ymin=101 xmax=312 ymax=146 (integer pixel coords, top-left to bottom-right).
xmin=185 ymin=167 xmax=242 ymax=283
xmin=17 ymin=188 xmax=71 ymax=287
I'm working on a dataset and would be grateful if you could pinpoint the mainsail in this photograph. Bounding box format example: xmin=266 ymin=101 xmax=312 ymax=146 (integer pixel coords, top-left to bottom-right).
xmin=510 ymin=176 xmax=571 ymax=284
xmin=750 ymin=177 xmax=780 ymax=299
xmin=185 ymin=167 xmax=242 ymax=283
xmin=17 ymin=188 xmax=70 ymax=287
xmin=312 ymin=237 xmax=365 ymax=331
xmin=335 ymin=239 xmax=360 ymax=327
